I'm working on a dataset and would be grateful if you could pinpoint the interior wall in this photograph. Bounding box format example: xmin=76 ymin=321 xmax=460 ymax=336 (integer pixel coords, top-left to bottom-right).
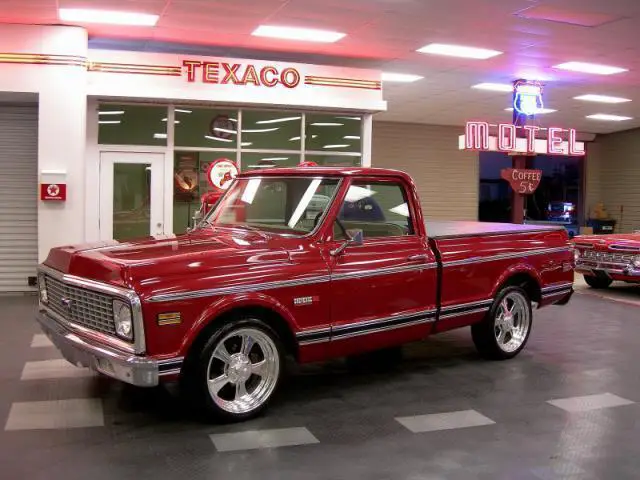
xmin=588 ymin=128 xmax=640 ymax=233
xmin=372 ymin=122 xmax=478 ymax=221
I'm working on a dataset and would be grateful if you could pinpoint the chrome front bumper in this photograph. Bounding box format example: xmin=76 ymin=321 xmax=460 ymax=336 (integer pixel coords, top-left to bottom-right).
xmin=36 ymin=309 xmax=169 ymax=387
xmin=576 ymin=260 xmax=640 ymax=277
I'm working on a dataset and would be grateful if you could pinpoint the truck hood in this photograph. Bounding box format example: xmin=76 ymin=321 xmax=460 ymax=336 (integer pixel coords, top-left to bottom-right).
xmin=574 ymin=234 xmax=640 ymax=251
xmin=42 ymin=229 xmax=291 ymax=289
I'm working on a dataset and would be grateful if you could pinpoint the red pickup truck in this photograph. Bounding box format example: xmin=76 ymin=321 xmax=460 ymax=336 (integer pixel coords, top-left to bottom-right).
xmin=36 ymin=167 xmax=574 ymax=422
xmin=574 ymin=233 xmax=640 ymax=288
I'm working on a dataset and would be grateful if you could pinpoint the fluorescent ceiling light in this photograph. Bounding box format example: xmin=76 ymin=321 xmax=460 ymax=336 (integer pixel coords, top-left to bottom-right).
xmin=252 ymin=25 xmax=345 ymax=43
xmin=472 ymin=83 xmax=513 ymax=92
xmin=241 ymin=178 xmax=262 ymax=204
xmin=311 ymin=122 xmax=343 ymax=127
xmin=554 ymin=62 xmax=627 ymax=75
xmin=242 ymin=128 xmax=279 ymax=133
xmin=153 ymin=133 xmax=167 ymax=139
xmin=345 ymin=186 xmax=375 ymax=202
xmin=98 ymin=110 xmax=124 ymax=115
xmin=204 ymin=135 xmax=234 ymax=143
xmin=505 ymin=107 xmax=557 ymax=114
xmin=574 ymin=94 xmax=632 ymax=104
xmin=323 ymin=144 xmax=350 ymax=149
xmin=59 ymin=8 xmax=158 ymax=26
xmin=344 ymin=135 xmax=361 ymax=140
xmin=261 ymin=157 xmax=289 ymax=161
xmin=213 ymin=127 xmax=237 ymax=135
xmin=175 ymin=109 xmax=192 ymax=113
xmin=289 ymin=135 xmax=318 ymax=141
xmin=390 ymin=203 xmax=410 ymax=218
xmin=381 ymin=72 xmax=424 ymax=83
xmin=98 ymin=120 xmax=121 ymax=124
xmin=256 ymin=116 xmax=301 ymax=124
xmin=162 ymin=118 xmax=180 ymax=124
xmin=288 ymin=179 xmax=322 ymax=228
xmin=417 ymin=43 xmax=502 ymax=59
xmin=335 ymin=116 xmax=361 ymax=120
xmin=586 ymin=114 xmax=633 ymax=121
xmin=241 ymin=142 xmax=253 ymax=147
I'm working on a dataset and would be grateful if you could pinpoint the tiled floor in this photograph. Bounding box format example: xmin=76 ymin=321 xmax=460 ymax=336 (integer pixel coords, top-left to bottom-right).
xmin=1 ymin=291 xmax=639 ymax=479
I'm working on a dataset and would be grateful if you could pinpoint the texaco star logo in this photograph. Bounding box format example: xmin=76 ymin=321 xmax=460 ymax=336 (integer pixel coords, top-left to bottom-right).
xmin=47 ymin=184 xmax=60 ymax=197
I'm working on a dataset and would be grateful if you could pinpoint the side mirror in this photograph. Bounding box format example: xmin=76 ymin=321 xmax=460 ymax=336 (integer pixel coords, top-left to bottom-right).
xmin=330 ymin=229 xmax=363 ymax=257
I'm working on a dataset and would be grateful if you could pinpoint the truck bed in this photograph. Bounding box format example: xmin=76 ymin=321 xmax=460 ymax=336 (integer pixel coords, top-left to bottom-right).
xmin=425 ymin=220 xmax=564 ymax=239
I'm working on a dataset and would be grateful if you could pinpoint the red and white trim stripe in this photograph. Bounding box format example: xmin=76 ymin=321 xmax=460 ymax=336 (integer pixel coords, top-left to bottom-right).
xmin=305 ymin=75 xmax=381 ymax=90
xmin=88 ymin=62 xmax=182 ymax=76
xmin=0 ymin=53 xmax=87 ymax=67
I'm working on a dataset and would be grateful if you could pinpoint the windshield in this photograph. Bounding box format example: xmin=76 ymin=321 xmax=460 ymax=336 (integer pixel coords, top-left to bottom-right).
xmin=204 ymin=176 xmax=341 ymax=235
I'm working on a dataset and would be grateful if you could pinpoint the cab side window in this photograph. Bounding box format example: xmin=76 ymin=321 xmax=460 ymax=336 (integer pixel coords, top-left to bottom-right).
xmin=334 ymin=181 xmax=414 ymax=240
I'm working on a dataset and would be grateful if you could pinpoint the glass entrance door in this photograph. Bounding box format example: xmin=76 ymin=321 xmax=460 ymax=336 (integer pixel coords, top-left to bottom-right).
xmin=99 ymin=152 xmax=165 ymax=241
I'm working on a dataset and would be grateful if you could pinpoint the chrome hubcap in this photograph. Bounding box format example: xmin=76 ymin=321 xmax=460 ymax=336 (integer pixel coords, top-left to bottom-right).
xmin=494 ymin=292 xmax=530 ymax=353
xmin=206 ymin=327 xmax=279 ymax=415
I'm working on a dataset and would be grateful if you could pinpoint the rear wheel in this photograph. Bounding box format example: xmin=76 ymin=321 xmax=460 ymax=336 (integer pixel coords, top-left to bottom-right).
xmin=471 ymin=286 xmax=532 ymax=360
xmin=584 ymin=274 xmax=613 ymax=289
xmin=182 ymin=318 xmax=283 ymax=422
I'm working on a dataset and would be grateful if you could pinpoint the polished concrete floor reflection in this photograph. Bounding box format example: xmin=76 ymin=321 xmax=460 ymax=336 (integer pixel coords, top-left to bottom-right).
xmin=1 ymin=289 xmax=639 ymax=480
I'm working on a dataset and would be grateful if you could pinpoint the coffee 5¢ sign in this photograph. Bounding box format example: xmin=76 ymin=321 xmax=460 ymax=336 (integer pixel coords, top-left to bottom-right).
xmin=501 ymin=168 xmax=542 ymax=194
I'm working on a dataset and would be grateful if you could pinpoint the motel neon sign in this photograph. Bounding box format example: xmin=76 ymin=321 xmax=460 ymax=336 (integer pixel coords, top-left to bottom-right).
xmin=459 ymin=121 xmax=585 ymax=156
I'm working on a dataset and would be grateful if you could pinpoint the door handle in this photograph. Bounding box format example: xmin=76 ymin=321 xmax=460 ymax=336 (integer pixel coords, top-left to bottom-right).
xmin=407 ymin=254 xmax=428 ymax=263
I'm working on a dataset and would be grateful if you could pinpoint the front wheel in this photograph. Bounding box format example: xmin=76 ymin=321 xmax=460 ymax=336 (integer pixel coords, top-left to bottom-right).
xmin=182 ymin=319 xmax=283 ymax=423
xmin=584 ymin=274 xmax=613 ymax=289
xmin=471 ymin=286 xmax=533 ymax=360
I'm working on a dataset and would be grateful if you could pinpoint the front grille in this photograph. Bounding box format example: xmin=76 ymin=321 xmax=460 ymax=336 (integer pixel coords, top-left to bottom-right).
xmin=580 ymin=250 xmax=635 ymax=264
xmin=44 ymin=275 xmax=116 ymax=335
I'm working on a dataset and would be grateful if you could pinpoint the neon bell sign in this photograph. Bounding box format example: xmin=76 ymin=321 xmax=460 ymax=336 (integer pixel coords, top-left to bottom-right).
xmin=513 ymin=80 xmax=544 ymax=116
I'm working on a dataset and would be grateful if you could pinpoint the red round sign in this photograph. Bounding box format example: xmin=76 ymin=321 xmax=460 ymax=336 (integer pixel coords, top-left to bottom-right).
xmin=205 ymin=158 xmax=239 ymax=191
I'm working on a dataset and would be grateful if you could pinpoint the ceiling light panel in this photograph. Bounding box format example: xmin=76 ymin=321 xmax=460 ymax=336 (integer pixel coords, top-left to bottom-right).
xmin=472 ymin=83 xmax=513 ymax=92
xmin=381 ymin=72 xmax=424 ymax=83
xmin=59 ymin=8 xmax=159 ymax=26
xmin=586 ymin=114 xmax=633 ymax=121
xmin=574 ymin=94 xmax=632 ymax=104
xmin=554 ymin=62 xmax=628 ymax=75
xmin=417 ymin=43 xmax=503 ymax=59
xmin=252 ymin=25 xmax=346 ymax=43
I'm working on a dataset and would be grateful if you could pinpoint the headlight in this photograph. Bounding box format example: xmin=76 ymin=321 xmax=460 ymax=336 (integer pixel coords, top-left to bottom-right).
xmin=38 ymin=275 xmax=48 ymax=304
xmin=633 ymin=255 xmax=640 ymax=269
xmin=573 ymin=248 xmax=581 ymax=263
xmin=113 ymin=299 xmax=133 ymax=340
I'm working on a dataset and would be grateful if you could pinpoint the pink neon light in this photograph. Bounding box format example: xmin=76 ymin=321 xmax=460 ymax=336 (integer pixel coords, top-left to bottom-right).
xmin=498 ymin=123 xmax=516 ymax=151
xmin=523 ymin=125 xmax=540 ymax=153
xmin=547 ymin=127 xmax=564 ymax=154
xmin=568 ymin=129 xmax=585 ymax=156
xmin=465 ymin=121 xmax=490 ymax=150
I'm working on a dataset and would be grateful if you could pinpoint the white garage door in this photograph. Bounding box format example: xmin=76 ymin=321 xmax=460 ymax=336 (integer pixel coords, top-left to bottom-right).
xmin=0 ymin=105 xmax=38 ymax=292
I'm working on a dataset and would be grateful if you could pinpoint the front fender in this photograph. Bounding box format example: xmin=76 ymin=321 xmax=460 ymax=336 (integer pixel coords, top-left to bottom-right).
xmin=177 ymin=292 xmax=300 ymax=357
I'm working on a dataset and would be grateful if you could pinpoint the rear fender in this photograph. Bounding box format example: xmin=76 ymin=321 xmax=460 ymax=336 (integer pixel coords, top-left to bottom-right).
xmin=491 ymin=263 xmax=543 ymax=301
xmin=178 ymin=292 xmax=300 ymax=357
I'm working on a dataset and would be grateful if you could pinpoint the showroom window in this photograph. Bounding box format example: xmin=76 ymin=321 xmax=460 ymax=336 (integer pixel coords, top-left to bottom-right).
xmin=98 ymin=104 xmax=168 ymax=146
xmin=98 ymin=104 xmax=366 ymax=234
xmin=175 ymin=107 xmax=239 ymax=149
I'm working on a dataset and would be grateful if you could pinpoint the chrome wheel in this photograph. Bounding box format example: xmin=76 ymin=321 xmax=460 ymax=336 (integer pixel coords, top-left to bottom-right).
xmin=494 ymin=291 xmax=530 ymax=353
xmin=205 ymin=327 xmax=280 ymax=415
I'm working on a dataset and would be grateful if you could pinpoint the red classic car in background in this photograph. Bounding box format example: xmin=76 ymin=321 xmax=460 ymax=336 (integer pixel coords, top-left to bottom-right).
xmin=574 ymin=232 xmax=640 ymax=288
xmin=36 ymin=167 xmax=574 ymax=422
